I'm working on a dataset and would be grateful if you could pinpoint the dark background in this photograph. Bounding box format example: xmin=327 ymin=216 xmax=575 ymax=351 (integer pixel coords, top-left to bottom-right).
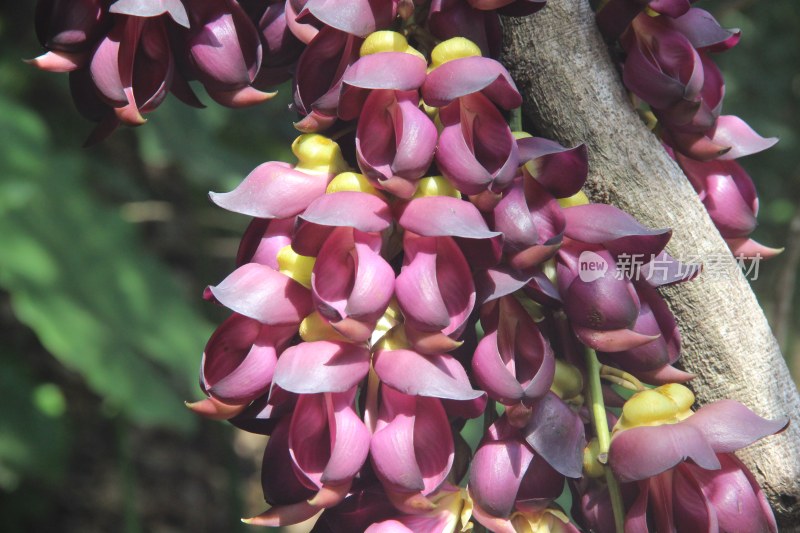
xmin=0 ymin=1 xmax=797 ymax=531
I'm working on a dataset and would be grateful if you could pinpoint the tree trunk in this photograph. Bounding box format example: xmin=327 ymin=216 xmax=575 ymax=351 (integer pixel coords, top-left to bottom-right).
xmin=501 ymin=0 xmax=800 ymax=526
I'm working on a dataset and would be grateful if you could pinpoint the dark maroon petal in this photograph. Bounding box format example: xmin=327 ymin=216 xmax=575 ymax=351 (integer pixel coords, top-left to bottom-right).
xmin=262 ymin=417 xmax=317 ymax=504
xmin=273 ymin=341 xmax=371 ymax=394
xmin=523 ymin=392 xmax=585 ymax=478
xmin=202 ymin=314 xmax=296 ymax=403
xmin=563 ymin=204 xmax=672 ymax=258
xmin=609 ymin=423 xmax=721 ymax=482
xmin=427 ymin=0 xmax=502 ymax=58
xmin=517 ymin=137 xmax=588 ymax=199
xmin=665 ymin=8 xmax=738 ymax=50
xmin=36 ymin=0 xmax=108 ymax=52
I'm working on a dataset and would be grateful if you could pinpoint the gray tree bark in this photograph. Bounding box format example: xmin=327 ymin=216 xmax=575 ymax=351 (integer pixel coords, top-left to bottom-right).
xmin=501 ymin=0 xmax=800 ymax=527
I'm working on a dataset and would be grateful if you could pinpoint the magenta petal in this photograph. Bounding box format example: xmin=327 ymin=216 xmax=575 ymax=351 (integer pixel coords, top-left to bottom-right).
xmin=517 ymin=137 xmax=589 ymax=199
xmin=399 ymin=196 xmax=501 ymax=241
xmin=210 ymin=162 xmax=330 ymax=218
xmin=236 ymin=217 xmax=294 ymax=269
xmin=472 ymin=331 xmax=526 ymax=403
xmin=475 ymin=267 xmax=534 ymax=304
xmin=523 ymin=392 xmax=585 ymax=478
xmin=110 ymin=0 xmax=190 ymax=27
xmin=710 ymin=115 xmax=778 ymax=160
xmin=300 ymin=191 xmax=392 ymax=233
xmin=208 ymin=263 xmax=311 ymax=324
xmin=683 ymin=400 xmax=788 ymax=453
xmin=273 ymin=341 xmax=371 ymax=394
xmin=395 ymin=236 xmax=450 ymax=331
xmin=356 ymin=90 xmax=437 ymax=198
xmin=290 ymin=391 xmax=370 ymax=487
xmin=470 ymin=419 xmax=534 ymax=518
xmin=374 ymin=349 xmax=484 ymax=401
xmin=422 ymin=56 xmax=521 ymax=109
xmin=371 ymin=388 xmax=426 ymax=493
xmin=339 ymin=53 xmax=427 ymax=119
xmin=639 ymin=251 xmax=701 ymax=287
xmin=262 ymin=417 xmax=317 ymax=504
xmin=666 ymin=8 xmax=738 ymax=50
xmin=202 ymin=314 xmax=295 ymax=403
xmin=672 ymin=463 xmax=720 ymax=532
xmin=609 ymin=423 xmax=721 ymax=482
xmin=436 ymin=94 xmax=520 ymax=195
xmin=563 ymin=204 xmax=672 ymax=258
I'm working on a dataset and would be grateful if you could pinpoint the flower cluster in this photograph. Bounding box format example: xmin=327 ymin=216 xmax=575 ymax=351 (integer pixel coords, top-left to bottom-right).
xmin=181 ymin=3 xmax=785 ymax=531
xmin=33 ymin=1 xmax=789 ymax=532
xmin=596 ymin=0 xmax=779 ymax=258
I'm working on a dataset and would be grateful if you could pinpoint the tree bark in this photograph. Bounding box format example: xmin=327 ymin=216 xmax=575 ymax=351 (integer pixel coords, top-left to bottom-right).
xmin=501 ymin=0 xmax=800 ymax=526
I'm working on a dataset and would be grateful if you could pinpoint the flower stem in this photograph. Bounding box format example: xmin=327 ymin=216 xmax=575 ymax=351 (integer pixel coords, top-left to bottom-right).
xmin=585 ymin=347 xmax=625 ymax=533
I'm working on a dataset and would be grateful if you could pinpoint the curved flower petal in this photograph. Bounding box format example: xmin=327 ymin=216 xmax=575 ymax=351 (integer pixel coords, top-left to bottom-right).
xmin=210 ymin=162 xmax=330 ymax=219
xmin=236 ymin=217 xmax=294 ymax=268
xmin=207 ymin=263 xmax=312 ymax=324
xmin=683 ymin=400 xmax=788 ymax=453
xmin=110 ymin=0 xmax=190 ymax=27
xmin=422 ymin=56 xmax=521 ymax=109
xmin=522 ymin=392 xmax=585 ymax=478
xmin=517 ymin=137 xmax=588 ymax=199
xmin=371 ymin=387 xmax=454 ymax=497
xmin=356 ymin=90 xmax=438 ymax=198
xmin=201 ymin=313 xmax=295 ymax=403
xmin=711 ymin=115 xmax=779 ymax=161
xmin=339 ymin=53 xmax=427 ymax=120
xmin=374 ymin=349 xmax=484 ymax=401
xmin=303 ymin=0 xmax=397 ymax=38
xmin=563 ymin=204 xmax=672 ymax=258
xmin=609 ymin=423 xmax=721 ymax=482
xmin=273 ymin=340 xmax=371 ymax=394
xmin=436 ymin=93 xmax=520 ymax=195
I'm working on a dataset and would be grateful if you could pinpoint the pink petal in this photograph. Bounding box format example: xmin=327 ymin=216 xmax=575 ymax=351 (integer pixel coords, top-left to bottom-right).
xmin=207 ymin=263 xmax=312 ymax=324
xmin=374 ymin=349 xmax=484 ymax=401
xmin=422 ymin=56 xmax=521 ymax=109
xmin=712 ymin=115 xmax=778 ymax=160
xmin=110 ymin=0 xmax=190 ymax=27
xmin=210 ymin=162 xmax=331 ymax=218
xmin=273 ymin=341 xmax=371 ymax=394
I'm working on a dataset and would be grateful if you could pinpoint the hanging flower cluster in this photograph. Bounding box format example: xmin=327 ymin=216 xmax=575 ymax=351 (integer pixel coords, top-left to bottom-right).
xmin=596 ymin=0 xmax=779 ymax=258
xmin=31 ymin=1 xmax=789 ymax=532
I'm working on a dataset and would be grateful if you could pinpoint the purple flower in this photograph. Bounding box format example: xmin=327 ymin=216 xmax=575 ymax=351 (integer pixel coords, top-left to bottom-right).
xmin=370 ymin=385 xmax=455 ymax=513
xmin=469 ymin=417 xmax=573 ymax=532
xmin=472 ymin=295 xmax=556 ymax=405
xmin=608 ymin=385 xmax=787 ymax=532
xmin=249 ymin=388 xmax=371 ymax=526
xmin=427 ymin=0 xmax=503 ymax=57
xmin=35 ymin=0 xmax=108 ymax=53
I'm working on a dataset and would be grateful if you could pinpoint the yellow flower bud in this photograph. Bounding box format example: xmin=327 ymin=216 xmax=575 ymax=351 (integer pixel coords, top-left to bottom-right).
xmin=292 ymin=134 xmax=349 ymax=175
xmin=617 ymin=383 xmax=695 ymax=431
xmin=412 ymin=176 xmax=461 ymax=199
xmin=326 ymin=171 xmax=383 ymax=197
xmin=583 ymin=438 xmax=605 ymax=479
xmin=299 ymin=311 xmax=348 ymax=342
xmin=551 ymin=359 xmax=584 ymax=401
xmin=430 ymin=37 xmax=481 ymax=70
xmin=360 ymin=30 xmax=425 ymax=61
xmin=558 ymin=190 xmax=590 ymax=208
xmin=276 ymin=245 xmax=315 ymax=289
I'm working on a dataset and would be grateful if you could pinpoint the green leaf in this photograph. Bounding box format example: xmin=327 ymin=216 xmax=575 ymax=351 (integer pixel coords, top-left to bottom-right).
xmin=0 ymin=95 xmax=212 ymax=432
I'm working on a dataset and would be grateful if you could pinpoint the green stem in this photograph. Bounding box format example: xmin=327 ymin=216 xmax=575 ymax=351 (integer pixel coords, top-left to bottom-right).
xmin=509 ymin=107 xmax=522 ymax=132
xmin=585 ymin=347 xmax=625 ymax=533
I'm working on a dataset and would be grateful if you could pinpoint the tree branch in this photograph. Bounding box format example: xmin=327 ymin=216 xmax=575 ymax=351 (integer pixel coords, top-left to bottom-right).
xmin=501 ymin=0 xmax=800 ymax=526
